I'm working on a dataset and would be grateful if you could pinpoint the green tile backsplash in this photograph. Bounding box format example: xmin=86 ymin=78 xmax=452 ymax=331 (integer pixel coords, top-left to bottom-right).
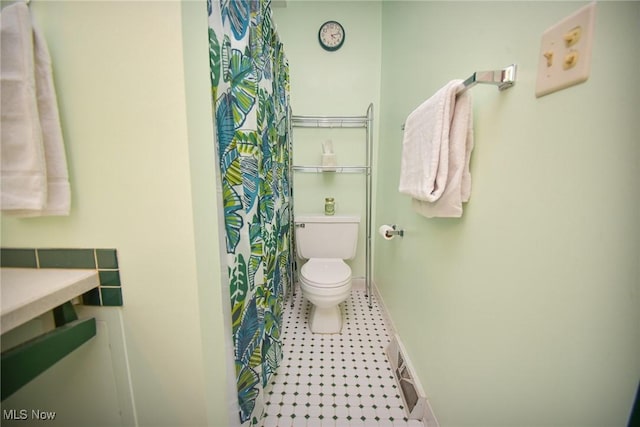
xmin=38 ymin=249 xmax=96 ymax=269
xmin=0 ymin=248 xmax=37 ymax=268
xmin=96 ymin=249 xmax=119 ymax=269
xmin=100 ymin=288 xmax=123 ymax=306
xmin=99 ymin=270 xmax=121 ymax=287
xmin=1 ymin=248 xmax=123 ymax=307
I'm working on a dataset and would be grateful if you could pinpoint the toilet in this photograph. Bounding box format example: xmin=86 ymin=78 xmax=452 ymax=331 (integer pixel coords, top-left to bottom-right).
xmin=294 ymin=214 xmax=360 ymax=334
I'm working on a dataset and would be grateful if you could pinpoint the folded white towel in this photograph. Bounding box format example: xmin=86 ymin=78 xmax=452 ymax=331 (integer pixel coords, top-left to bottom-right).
xmin=399 ymin=80 xmax=474 ymax=218
xmin=1 ymin=3 xmax=70 ymax=216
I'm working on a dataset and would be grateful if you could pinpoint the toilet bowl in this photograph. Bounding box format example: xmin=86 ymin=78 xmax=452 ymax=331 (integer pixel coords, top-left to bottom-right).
xmin=299 ymin=258 xmax=352 ymax=333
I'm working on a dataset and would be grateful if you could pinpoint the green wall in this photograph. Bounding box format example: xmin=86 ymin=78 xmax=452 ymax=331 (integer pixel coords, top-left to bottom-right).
xmin=2 ymin=1 xmax=637 ymax=426
xmin=376 ymin=2 xmax=639 ymax=426
xmin=0 ymin=1 xmax=233 ymax=426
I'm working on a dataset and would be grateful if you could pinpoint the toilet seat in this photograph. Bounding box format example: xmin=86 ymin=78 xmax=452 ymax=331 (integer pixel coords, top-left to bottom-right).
xmin=300 ymin=258 xmax=351 ymax=288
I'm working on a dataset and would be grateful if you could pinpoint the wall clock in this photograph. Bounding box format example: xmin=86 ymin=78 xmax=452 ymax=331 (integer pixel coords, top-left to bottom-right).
xmin=318 ymin=20 xmax=345 ymax=52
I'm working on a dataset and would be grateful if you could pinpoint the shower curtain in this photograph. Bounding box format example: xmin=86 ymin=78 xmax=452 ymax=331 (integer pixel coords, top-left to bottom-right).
xmin=208 ymin=0 xmax=291 ymax=425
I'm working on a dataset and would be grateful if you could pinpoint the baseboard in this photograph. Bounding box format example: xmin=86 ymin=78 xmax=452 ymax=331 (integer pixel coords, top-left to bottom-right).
xmin=371 ymin=281 xmax=440 ymax=427
xmin=351 ymin=277 xmax=366 ymax=291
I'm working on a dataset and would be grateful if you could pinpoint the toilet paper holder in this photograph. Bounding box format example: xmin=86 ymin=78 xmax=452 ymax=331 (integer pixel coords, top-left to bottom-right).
xmin=385 ymin=224 xmax=404 ymax=238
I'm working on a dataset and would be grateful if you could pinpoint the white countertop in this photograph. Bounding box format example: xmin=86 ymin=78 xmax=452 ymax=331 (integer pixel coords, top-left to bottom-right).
xmin=1 ymin=268 xmax=99 ymax=334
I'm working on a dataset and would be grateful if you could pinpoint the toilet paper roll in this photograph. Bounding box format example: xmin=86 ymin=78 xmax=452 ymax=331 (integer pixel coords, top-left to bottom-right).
xmin=378 ymin=225 xmax=395 ymax=240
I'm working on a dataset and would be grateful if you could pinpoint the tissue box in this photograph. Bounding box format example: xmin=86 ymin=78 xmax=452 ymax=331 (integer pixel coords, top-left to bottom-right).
xmin=321 ymin=154 xmax=337 ymax=171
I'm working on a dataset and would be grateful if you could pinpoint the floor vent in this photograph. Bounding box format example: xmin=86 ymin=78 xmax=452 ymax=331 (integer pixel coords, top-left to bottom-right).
xmin=386 ymin=335 xmax=439 ymax=426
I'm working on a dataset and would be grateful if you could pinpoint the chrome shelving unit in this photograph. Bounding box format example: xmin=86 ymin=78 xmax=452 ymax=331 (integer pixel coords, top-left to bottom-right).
xmin=291 ymin=104 xmax=374 ymax=308
xmin=292 ymin=165 xmax=367 ymax=174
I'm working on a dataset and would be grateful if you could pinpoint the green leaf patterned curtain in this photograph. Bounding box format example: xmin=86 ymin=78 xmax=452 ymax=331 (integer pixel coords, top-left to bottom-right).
xmin=208 ymin=0 xmax=291 ymax=425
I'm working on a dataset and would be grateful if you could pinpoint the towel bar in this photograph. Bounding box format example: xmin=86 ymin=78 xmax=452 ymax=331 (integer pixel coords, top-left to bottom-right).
xmin=401 ymin=64 xmax=516 ymax=130
xmin=458 ymin=64 xmax=517 ymax=94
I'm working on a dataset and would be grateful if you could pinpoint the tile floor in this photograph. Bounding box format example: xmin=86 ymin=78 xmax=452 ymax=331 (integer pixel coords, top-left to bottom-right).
xmin=261 ymin=285 xmax=424 ymax=427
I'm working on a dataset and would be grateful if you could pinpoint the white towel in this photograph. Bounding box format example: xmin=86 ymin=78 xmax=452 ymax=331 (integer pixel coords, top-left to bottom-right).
xmin=1 ymin=2 xmax=70 ymax=216
xmin=399 ymin=80 xmax=474 ymax=218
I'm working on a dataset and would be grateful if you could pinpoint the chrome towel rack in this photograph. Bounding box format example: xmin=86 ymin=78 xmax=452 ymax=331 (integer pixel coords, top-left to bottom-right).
xmin=401 ymin=64 xmax=516 ymax=130
xmin=458 ymin=63 xmax=517 ymax=94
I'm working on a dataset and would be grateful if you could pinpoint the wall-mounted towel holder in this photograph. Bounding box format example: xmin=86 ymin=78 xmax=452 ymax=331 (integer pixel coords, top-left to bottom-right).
xmin=458 ymin=63 xmax=517 ymax=94
xmin=401 ymin=64 xmax=516 ymax=130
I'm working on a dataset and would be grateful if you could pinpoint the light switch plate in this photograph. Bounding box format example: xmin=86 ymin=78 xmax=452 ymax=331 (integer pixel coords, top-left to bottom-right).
xmin=535 ymin=2 xmax=596 ymax=97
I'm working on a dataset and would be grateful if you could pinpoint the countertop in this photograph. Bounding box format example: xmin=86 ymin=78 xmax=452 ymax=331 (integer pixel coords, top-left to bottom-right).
xmin=1 ymin=268 xmax=99 ymax=334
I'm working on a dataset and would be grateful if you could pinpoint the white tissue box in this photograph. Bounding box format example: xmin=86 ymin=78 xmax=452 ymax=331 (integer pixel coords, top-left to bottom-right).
xmin=321 ymin=154 xmax=337 ymax=171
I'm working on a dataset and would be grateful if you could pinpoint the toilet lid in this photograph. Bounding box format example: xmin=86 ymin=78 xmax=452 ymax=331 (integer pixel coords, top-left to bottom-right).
xmin=300 ymin=259 xmax=351 ymax=288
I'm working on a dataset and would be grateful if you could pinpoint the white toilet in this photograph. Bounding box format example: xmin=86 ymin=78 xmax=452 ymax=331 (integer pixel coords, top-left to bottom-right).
xmin=294 ymin=214 xmax=360 ymax=334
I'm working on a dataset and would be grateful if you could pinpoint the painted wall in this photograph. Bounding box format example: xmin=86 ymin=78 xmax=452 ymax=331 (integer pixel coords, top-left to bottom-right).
xmin=0 ymin=1 xmax=234 ymax=426
xmin=273 ymin=2 xmax=382 ymax=278
xmin=375 ymin=2 xmax=640 ymax=426
xmin=3 ymin=1 xmax=638 ymax=426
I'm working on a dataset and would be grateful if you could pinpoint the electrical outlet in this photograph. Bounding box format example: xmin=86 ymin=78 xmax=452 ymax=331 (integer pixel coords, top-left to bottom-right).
xmin=535 ymin=2 xmax=596 ymax=97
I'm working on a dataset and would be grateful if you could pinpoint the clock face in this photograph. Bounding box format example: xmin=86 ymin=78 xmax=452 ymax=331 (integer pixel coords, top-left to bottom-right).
xmin=318 ymin=21 xmax=345 ymax=51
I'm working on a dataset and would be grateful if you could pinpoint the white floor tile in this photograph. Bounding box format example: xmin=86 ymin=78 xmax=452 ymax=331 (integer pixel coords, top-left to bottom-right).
xmin=262 ymin=414 xmax=279 ymax=427
xmin=308 ymin=405 xmax=322 ymax=418
xmin=320 ymin=418 xmax=336 ymax=427
xmin=291 ymin=418 xmax=306 ymax=427
xmin=260 ymin=288 xmax=424 ymax=427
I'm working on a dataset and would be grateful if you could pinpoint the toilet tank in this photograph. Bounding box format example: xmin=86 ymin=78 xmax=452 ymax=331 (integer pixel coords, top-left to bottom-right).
xmin=295 ymin=214 xmax=360 ymax=260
